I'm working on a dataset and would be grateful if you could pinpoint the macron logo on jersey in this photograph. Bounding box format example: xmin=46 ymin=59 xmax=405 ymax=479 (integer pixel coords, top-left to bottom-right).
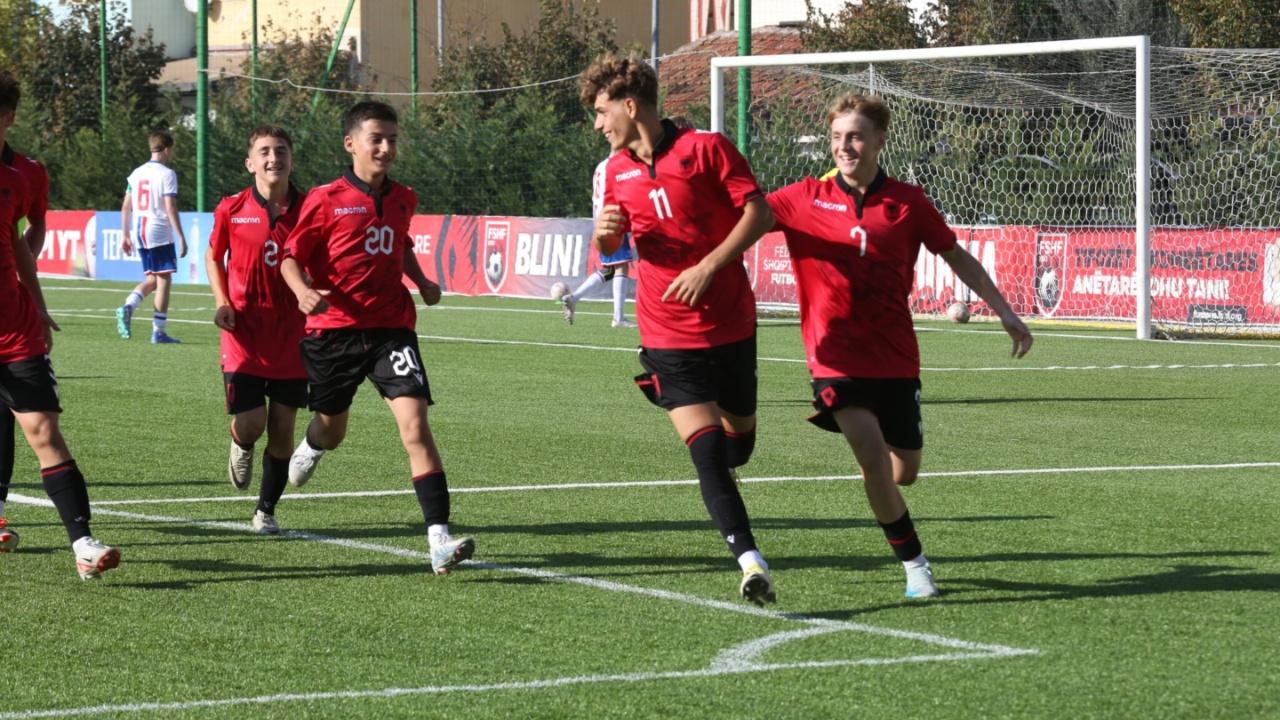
xmin=813 ymin=198 xmax=849 ymax=212
xmin=615 ymin=169 xmax=642 ymax=183
xmin=230 ymin=217 xmax=261 ymax=224
xmin=334 ymin=206 xmax=369 ymax=216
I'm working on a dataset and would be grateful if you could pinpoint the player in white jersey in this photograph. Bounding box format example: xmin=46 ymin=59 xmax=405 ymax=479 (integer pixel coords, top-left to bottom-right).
xmin=116 ymin=131 xmax=188 ymax=344
xmin=557 ymin=153 xmax=635 ymax=327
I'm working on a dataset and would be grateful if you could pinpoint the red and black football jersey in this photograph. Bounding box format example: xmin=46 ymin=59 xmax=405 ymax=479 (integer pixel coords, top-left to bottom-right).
xmin=2 ymin=143 xmax=48 ymax=228
xmin=602 ymin=120 xmax=762 ymax=350
xmin=284 ymin=169 xmax=419 ymax=332
xmin=210 ymin=184 xmax=308 ymax=378
xmin=767 ymin=170 xmax=957 ymax=379
xmin=0 ymin=163 xmax=42 ymax=364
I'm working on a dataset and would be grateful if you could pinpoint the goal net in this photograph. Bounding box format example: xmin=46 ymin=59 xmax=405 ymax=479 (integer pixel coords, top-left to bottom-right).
xmin=713 ymin=38 xmax=1280 ymax=338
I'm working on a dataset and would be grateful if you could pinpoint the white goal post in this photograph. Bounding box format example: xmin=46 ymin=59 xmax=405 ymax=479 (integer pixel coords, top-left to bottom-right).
xmin=711 ymin=37 xmax=1280 ymax=339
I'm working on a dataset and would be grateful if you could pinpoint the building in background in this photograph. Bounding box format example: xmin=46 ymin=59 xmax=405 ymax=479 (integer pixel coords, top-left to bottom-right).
xmin=143 ymin=0 xmax=689 ymax=97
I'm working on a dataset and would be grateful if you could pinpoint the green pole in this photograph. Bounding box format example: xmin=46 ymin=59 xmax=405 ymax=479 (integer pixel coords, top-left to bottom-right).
xmin=309 ymin=0 xmax=357 ymax=117
xmin=411 ymin=0 xmax=419 ymax=114
xmin=99 ymin=0 xmax=107 ymax=138
xmin=197 ymin=0 xmax=208 ymax=212
xmin=251 ymin=0 xmax=258 ymax=125
xmin=737 ymin=0 xmax=751 ymax=161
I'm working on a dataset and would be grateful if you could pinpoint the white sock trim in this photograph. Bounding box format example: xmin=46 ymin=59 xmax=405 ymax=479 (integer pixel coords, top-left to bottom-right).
xmin=903 ymin=553 xmax=929 ymax=570
xmin=736 ymin=550 xmax=767 ymax=572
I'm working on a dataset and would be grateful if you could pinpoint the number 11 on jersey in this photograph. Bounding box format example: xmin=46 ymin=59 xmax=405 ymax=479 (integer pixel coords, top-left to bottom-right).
xmin=649 ymin=187 xmax=673 ymax=220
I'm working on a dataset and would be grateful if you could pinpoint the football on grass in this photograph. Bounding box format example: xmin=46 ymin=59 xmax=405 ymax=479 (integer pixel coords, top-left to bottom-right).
xmin=946 ymin=301 xmax=971 ymax=323
xmin=550 ymin=281 xmax=568 ymax=301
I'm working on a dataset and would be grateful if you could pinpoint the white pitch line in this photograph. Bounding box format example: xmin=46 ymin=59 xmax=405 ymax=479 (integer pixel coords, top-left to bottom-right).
xmin=41 ymin=310 xmax=1280 ymax=371
xmin=7 ymin=494 xmax=1034 ymax=656
xmin=83 ymin=461 xmax=1280 ymax=507
xmin=3 ymin=492 xmax=1037 ymax=718
xmin=53 ymin=312 xmax=216 ymax=327
xmin=43 ymin=286 xmax=214 ymax=298
xmin=915 ymin=325 xmax=1280 ymax=350
xmin=0 ymin=651 xmax=1017 ymax=720
xmin=42 ymin=284 xmax=1280 ymax=350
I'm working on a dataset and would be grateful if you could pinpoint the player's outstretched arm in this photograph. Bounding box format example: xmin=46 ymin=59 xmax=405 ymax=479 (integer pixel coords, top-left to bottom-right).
xmin=281 ymin=255 xmax=329 ymax=315
xmin=401 ymin=242 xmax=441 ymax=306
xmin=939 ymin=246 xmax=1033 ymax=359
xmin=662 ymin=196 xmax=774 ymax=306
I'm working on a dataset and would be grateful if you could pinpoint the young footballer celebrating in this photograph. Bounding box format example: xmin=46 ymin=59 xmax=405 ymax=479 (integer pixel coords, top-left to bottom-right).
xmin=583 ymin=53 xmax=777 ymax=606
xmin=0 ymin=157 xmax=119 ymax=579
xmin=280 ymin=101 xmax=474 ymax=575
xmin=766 ymin=94 xmax=1034 ymax=599
xmin=0 ymin=71 xmax=50 ymax=548
xmin=205 ymin=125 xmax=309 ymax=534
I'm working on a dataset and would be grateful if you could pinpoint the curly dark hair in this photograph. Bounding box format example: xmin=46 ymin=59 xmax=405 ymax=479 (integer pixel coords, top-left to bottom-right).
xmin=579 ymin=51 xmax=657 ymax=109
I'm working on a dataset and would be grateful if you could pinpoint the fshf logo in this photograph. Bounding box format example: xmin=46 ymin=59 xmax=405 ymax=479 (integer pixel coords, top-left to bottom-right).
xmin=483 ymin=220 xmax=511 ymax=293
xmin=1034 ymin=231 xmax=1068 ymax=316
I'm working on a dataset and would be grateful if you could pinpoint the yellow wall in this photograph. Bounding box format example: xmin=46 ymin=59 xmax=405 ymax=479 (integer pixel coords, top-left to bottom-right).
xmin=205 ymin=0 xmax=687 ymax=95
xmin=207 ymin=0 xmax=363 ymax=54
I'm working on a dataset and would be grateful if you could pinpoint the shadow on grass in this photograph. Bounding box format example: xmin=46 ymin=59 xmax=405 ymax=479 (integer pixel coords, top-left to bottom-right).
xmin=803 ymin=552 xmax=1277 ymax=620
xmin=305 ymin=514 xmax=1054 ymax=540
xmin=115 ymin=558 xmax=433 ymax=590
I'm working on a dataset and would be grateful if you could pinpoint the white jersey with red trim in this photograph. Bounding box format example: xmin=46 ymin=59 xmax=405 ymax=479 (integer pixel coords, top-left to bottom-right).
xmin=125 ymin=160 xmax=179 ymax=248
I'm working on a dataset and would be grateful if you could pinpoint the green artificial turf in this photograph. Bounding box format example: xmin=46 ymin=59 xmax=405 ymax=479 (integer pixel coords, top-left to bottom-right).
xmin=1 ymin=282 xmax=1276 ymax=719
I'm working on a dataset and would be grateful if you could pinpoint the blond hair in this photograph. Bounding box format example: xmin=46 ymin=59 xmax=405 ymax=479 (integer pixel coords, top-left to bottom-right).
xmin=827 ymin=94 xmax=890 ymax=132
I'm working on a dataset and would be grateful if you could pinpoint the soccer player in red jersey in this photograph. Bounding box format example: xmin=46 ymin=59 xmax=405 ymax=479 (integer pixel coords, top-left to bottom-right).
xmin=205 ymin=125 xmax=309 ymax=534
xmin=0 ymin=152 xmax=119 ymax=578
xmin=0 ymin=71 xmax=52 ymax=554
xmin=280 ymin=101 xmax=474 ymax=574
xmin=582 ymin=53 xmax=778 ymax=606
xmin=767 ymin=94 xmax=1034 ymax=599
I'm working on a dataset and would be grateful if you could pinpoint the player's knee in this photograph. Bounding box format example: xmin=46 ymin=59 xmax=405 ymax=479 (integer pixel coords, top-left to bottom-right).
xmin=233 ymin=414 xmax=267 ymax=443
xmin=396 ymin=413 xmax=431 ymax=447
xmin=18 ymin=413 xmax=63 ymax=453
xmin=894 ymin=469 xmax=919 ymax=487
xmin=601 ymin=266 xmax=616 ymax=282
xmin=310 ymin=416 xmax=347 ymax=449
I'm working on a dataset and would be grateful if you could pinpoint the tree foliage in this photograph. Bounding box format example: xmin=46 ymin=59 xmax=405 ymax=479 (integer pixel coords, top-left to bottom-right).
xmin=0 ymin=0 xmax=46 ymax=74
xmin=413 ymin=0 xmax=619 ymax=216
xmin=801 ymin=0 xmax=926 ymax=53
xmin=182 ymin=13 xmax=372 ymax=203
xmin=24 ymin=3 xmax=166 ymax=143
xmin=1167 ymin=0 xmax=1280 ymax=48
xmin=922 ymin=0 xmax=1062 ymax=46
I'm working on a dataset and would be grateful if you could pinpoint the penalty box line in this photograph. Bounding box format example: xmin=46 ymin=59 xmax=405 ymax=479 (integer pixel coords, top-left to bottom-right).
xmin=82 ymin=461 xmax=1280 ymax=508
xmin=4 ymin=495 xmax=1037 ymax=719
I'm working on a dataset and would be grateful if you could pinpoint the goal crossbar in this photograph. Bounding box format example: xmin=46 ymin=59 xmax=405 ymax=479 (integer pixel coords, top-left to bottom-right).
xmin=711 ymin=36 xmax=1155 ymax=339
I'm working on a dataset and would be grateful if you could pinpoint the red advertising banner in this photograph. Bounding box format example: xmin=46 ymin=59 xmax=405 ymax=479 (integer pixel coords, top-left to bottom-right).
xmin=407 ymin=215 xmax=603 ymax=300
xmin=36 ymin=211 xmax=96 ymax=278
xmin=737 ymin=223 xmax=1280 ymax=328
xmin=37 ymin=206 xmax=1256 ymax=329
xmin=1027 ymin=226 xmax=1280 ymax=326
